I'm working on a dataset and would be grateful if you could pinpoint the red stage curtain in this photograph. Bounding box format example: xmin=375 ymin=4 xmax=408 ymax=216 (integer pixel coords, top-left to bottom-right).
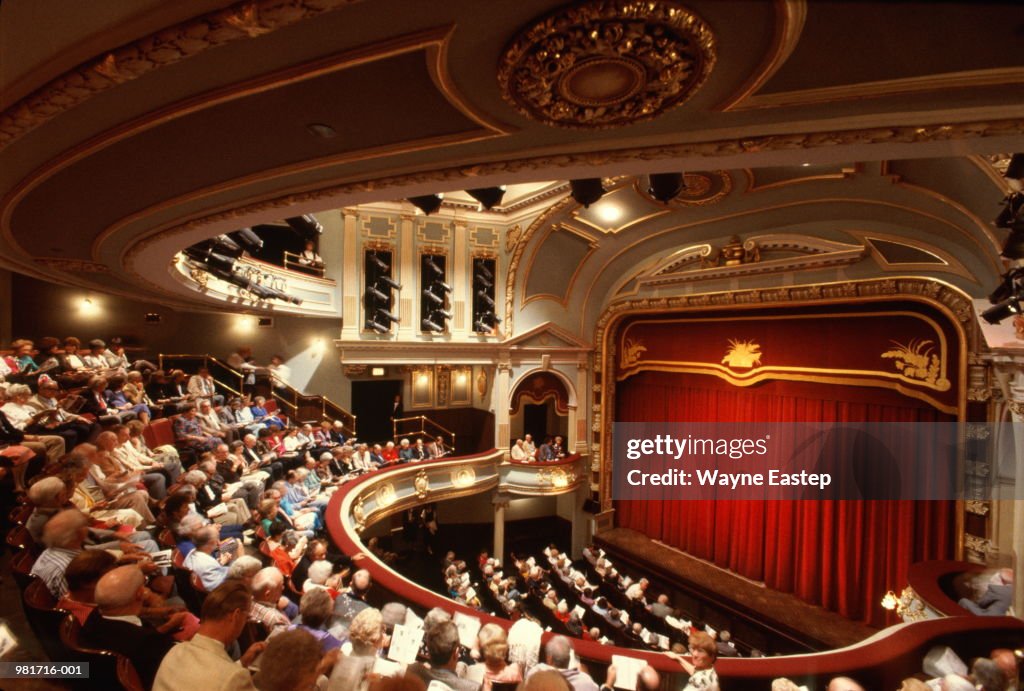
xmin=614 ymin=373 xmax=955 ymax=627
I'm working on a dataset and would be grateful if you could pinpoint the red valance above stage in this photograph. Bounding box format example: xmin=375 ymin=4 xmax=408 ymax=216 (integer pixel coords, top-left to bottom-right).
xmin=611 ymin=303 xmax=962 ymax=627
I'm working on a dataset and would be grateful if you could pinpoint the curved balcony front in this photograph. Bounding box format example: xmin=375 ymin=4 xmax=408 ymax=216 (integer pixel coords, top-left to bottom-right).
xmin=325 ymin=452 xmax=1023 ymax=689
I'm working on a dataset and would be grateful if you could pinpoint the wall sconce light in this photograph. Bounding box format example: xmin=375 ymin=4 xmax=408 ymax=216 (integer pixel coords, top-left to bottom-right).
xmin=880 ymin=591 xmax=898 ymax=610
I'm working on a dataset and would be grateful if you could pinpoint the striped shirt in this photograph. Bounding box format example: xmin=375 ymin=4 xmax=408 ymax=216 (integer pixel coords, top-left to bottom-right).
xmin=30 ymin=547 xmax=81 ymax=598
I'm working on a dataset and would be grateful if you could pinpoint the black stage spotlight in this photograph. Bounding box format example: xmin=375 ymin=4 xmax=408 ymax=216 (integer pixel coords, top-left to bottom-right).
xmin=570 ymin=178 xmax=605 ymax=208
xmin=434 ymin=308 xmax=454 ymax=320
xmin=467 ymin=186 xmax=506 ymax=211
xmin=197 ymin=251 xmax=238 ymax=275
xmin=368 ymin=253 xmax=390 ymax=271
xmin=377 ymin=275 xmax=403 ymax=291
xmin=648 ymin=172 xmax=684 ymax=203
xmin=989 ymin=272 xmax=1017 ymax=305
xmin=366 ymin=286 xmax=388 ymax=302
xmin=285 ymin=214 xmax=323 ymax=239
xmin=422 ymin=319 xmax=445 ymax=333
xmin=375 ymin=308 xmax=401 ymax=324
xmin=1003 ymin=229 xmax=1024 ymax=259
xmin=982 ymin=296 xmax=1023 ymax=325
xmin=434 ymin=280 xmax=452 ymax=294
xmin=474 ymin=260 xmax=493 ymax=282
xmin=213 ymin=235 xmax=244 ymax=258
xmin=408 ymin=194 xmax=444 ymax=215
xmin=476 ymin=291 xmax=495 ymax=308
xmin=232 ymin=228 xmax=264 ymax=254
xmin=423 ymin=290 xmax=444 ymax=306
xmin=366 ymin=319 xmax=390 ymax=334
xmin=996 ymin=193 xmax=1023 ymax=228
xmin=425 ymin=257 xmax=444 ymax=276
xmin=1006 ymin=154 xmax=1024 ymax=181
xmin=474 ymin=274 xmax=493 ymax=289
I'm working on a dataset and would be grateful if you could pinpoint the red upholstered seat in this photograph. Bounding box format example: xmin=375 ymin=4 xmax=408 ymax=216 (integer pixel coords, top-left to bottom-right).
xmin=144 ymin=417 xmax=175 ymax=448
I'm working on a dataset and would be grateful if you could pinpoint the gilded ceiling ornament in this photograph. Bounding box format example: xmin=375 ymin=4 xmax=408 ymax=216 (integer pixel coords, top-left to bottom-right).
xmin=620 ymin=337 xmax=647 ymax=368
xmin=497 ymin=0 xmax=716 ymax=129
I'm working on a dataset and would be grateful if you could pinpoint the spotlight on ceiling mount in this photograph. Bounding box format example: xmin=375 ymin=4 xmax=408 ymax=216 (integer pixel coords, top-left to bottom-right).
xmin=421 ymin=318 xmax=445 ymax=333
xmin=648 ymin=172 xmax=685 ymax=203
xmin=285 ymin=214 xmax=323 ymax=239
xmin=408 ymin=194 xmax=444 ymax=215
xmin=424 ymin=257 xmax=444 ymax=276
xmin=423 ymin=290 xmax=444 ymax=306
xmin=982 ymin=296 xmax=1023 ymax=325
xmin=467 ymin=186 xmax=507 ymax=211
xmin=365 ymin=319 xmax=390 ymax=334
xmin=377 ymin=275 xmax=403 ymax=291
xmin=368 ymin=253 xmax=390 ymax=272
xmin=570 ymin=178 xmax=605 ymax=208
xmin=232 ymin=228 xmax=264 ymax=254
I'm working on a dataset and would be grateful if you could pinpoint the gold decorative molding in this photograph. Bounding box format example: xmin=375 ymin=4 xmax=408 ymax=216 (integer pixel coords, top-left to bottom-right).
xmin=730 ymin=66 xmax=1024 ymax=111
xmin=352 ymin=495 xmax=366 ymax=532
xmin=451 ymin=466 xmax=476 ymax=488
xmin=96 ymin=117 xmax=1022 ymax=309
xmin=716 ymin=0 xmax=806 ymax=111
xmin=414 ymin=469 xmax=430 ymax=499
xmin=634 ymin=171 xmax=733 ymax=207
xmin=881 ymin=339 xmax=950 ymax=390
xmin=375 ymin=483 xmax=397 ymax=508
xmin=593 ymin=276 xmax=977 ymax=511
xmin=965 ymin=500 xmax=990 ymax=516
xmin=496 ymin=0 xmax=716 ymax=129
xmin=0 ymin=0 xmax=364 ymax=150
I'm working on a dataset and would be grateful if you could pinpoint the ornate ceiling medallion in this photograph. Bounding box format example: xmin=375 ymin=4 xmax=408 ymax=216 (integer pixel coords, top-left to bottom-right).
xmin=497 ymin=0 xmax=716 ymax=129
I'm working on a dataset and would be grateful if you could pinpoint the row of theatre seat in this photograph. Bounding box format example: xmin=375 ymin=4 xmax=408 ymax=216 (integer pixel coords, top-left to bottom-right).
xmin=7 ymin=506 xmax=145 ymax=691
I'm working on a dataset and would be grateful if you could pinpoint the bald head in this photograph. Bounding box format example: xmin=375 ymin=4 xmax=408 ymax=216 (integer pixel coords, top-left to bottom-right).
xmin=827 ymin=678 xmax=865 ymax=691
xmin=351 ymin=569 xmax=372 ymax=592
xmin=42 ymin=509 xmax=88 ymax=549
xmin=638 ymin=666 xmax=660 ymax=691
xmin=95 ymin=565 xmax=145 ymax=611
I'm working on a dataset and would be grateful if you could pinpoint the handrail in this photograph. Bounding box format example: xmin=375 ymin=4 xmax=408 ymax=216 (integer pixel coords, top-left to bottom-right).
xmin=392 ymin=414 xmax=455 ymax=451
xmin=283 ymin=251 xmax=325 ymax=277
xmin=157 ymin=353 xmax=356 ymax=436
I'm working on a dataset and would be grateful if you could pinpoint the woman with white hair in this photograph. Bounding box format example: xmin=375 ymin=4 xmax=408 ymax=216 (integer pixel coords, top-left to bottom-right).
xmin=182 ymin=468 xmax=249 ymax=527
xmin=1 ymin=382 xmax=66 ymax=466
xmin=66 ymin=448 xmax=152 ymax=525
xmin=303 ymin=560 xmax=340 ymax=595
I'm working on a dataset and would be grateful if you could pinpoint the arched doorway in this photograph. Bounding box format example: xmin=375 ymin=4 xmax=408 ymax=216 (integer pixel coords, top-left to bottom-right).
xmin=509 ymin=371 xmax=571 ymax=447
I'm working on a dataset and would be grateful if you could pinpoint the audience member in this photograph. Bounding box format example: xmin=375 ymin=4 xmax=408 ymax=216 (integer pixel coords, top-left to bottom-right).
xmin=153 ymin=580 xmax=265 ymax=690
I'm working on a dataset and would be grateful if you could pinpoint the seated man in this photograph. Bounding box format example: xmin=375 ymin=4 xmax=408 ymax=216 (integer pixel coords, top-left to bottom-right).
xmin=31 ymin=508 xmax=89 ymax=598
xmin=81 ymin=565 xmax=179 ymax=688
xmin=959 ymin=568 xmax=1014 ymax=616
xmin=187 ymin=367 xmax=223 ymax=406
xmin=197 ymin=399 xmax=236 ymax=444
xmin=184 ymin=525 xmax=243 ymax=592
xmin=410 ymin=619 xmax=481 ymax=690
xmin=527 ymin=635 xmax=600 ymax=691
xmin=250 ymin=566 xmax=295 ymax=634
xmin=153 ymin=580 xmax=265 ymax=691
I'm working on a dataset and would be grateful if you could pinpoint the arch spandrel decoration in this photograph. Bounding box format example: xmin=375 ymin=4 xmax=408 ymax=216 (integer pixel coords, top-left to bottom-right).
xmin=510 ymin=371 xmax=571 ymax=415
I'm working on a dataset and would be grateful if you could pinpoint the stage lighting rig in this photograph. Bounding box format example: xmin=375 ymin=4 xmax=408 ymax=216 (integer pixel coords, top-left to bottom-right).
xmin=285 ymin=214 xmax=323 ymax=239
xmin=231 ymin=227 xmax=264 ymax=254
xmin=420 ymin=253 xmax=451 ymax=333
xmin=363 ymin=248 xmax=398 ymax=333
xmin=472 ymin=257 xmax=499 ymax=333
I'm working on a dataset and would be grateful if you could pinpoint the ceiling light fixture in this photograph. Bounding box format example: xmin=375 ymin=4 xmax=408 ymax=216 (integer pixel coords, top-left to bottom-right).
xmin=408 ymin=194 xmax=444 ymax=215
xmin=570 ymin=178 xmax=605 ymax=208
xmin=648 ymin=172 xmax=684 ymax=203
xmin=595 ymin=203 xmax=623 ymax=224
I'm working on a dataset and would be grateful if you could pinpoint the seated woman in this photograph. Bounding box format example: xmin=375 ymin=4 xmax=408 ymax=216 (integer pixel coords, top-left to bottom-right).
xmin=125 ymin=419 xmax=181 ymax=480
xmin=289 ymin=589 xmax=344 ymax=653
xmin=123 ymin=371 xmax=156 ymax=412
xmin=181 ymin=468 xmax=250 ymax=527
xmin=104 ymin=375 xmax=151 ymax=424
xmin=265 ymin=522 xmax=308 ymax=580
xmin=250 ymin=396 xmax=284 ymax=430
xmin=67 ymin=446 xmax=155 ymax=525
xmin=56 ymin=337 xmax=94 ymax=387
xmin=471 ymin=623 xmax=523 ymax=690
xmin=107 ymin=338 xmax=157 ymax=374
xmin=145 ymin=370 xmax=185 ymax=416
xmin=80 ymin=375 xmax=131 ymax=424
xmin=274 ymin=478 xmax=321 ymax=532
xmin=2 ymin=382 xmax=67 ymax=467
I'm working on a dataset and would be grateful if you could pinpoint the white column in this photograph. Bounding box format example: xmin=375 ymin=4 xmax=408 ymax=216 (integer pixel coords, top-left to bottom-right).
xmin=453 ymin=220 xmax=468 ymax=336
xmin=340 ymin=208 xmax=360 ymax=339
xmin=575 ymin=357 xmax=589 ymax=455
xmin=493 ymin=497 xmax=508 ymax=563
xmin=494 ymin=361 xmax=512 ymax=454
xmin=398 ymin=214 xmax=414 ymax=337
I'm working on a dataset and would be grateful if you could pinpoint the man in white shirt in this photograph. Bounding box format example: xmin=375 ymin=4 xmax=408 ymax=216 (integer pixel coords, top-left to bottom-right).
xmin=267 ymin=355 xmax=291 ymax=388
xmin=184 ymin=525 xmax=241 ymax=592
xmin=510 ymin=439 xmax=528 ymax=462
xmin=187 ymin=367 xmax=224 ymax=406
xmin=198 ymin=399 xmax=237 ymax=443
xmin=523 ymin=434 xmax=537 ymax=460
xmin=153 ymin=580 xmax=264 ymax=691
xmin=112 ymin=424 xmax=182 ymax=483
